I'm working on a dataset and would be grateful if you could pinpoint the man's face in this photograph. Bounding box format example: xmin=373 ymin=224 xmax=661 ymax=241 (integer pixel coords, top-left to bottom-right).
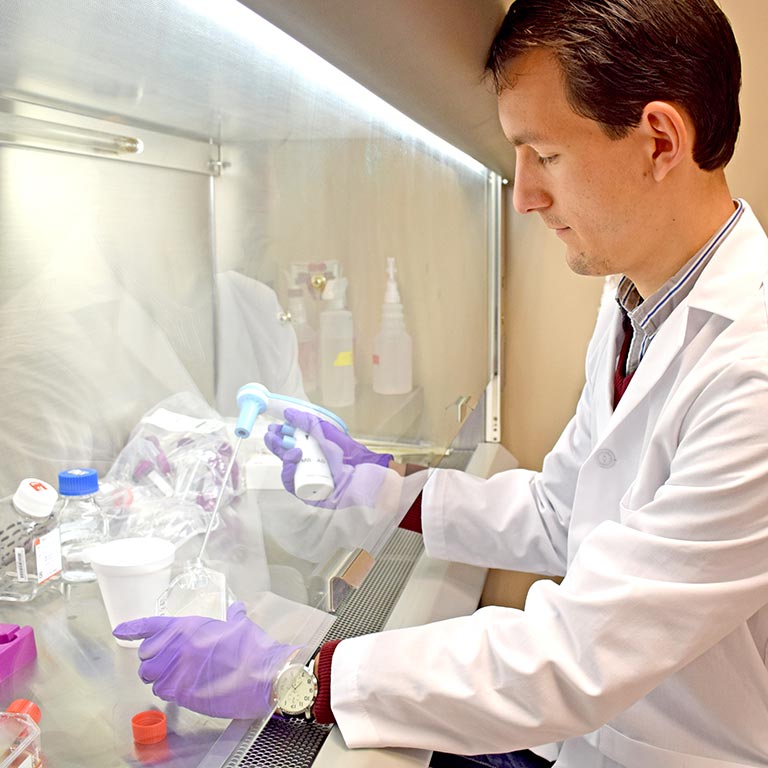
xmin=498 ymin=48 xmax=653 ymax=280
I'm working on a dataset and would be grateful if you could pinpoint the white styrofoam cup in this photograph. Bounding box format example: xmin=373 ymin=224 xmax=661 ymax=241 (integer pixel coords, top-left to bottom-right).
xmin=89 ymin=537 xmax=175 ymax=648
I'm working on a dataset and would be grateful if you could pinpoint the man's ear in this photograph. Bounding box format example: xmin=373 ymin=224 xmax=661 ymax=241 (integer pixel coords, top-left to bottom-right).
xmin=640 ymin=101 xmax=690 ymax=181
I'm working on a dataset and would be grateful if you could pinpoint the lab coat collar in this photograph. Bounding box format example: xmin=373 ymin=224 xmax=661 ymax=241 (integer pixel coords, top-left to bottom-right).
xmin=685 ymin=200 xmax=768 ymax=321
xmin=601 ymin=201 xmax=768 ymax=432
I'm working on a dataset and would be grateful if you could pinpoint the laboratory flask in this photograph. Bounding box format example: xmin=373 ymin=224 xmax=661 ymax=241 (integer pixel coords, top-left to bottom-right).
xmin=0 ymin=479 xmax=61 ymax=602
xmin=0 ymin=699 xmax=42 ymax=768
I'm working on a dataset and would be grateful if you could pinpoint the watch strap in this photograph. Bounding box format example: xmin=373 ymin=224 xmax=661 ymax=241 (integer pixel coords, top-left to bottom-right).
xmin=312 ymin=639 xmax=342 ymax=725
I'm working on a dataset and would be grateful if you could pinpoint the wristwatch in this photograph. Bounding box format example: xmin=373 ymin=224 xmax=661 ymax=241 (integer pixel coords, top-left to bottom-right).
xmin=274 ymin=658 xmax=319 ymax=720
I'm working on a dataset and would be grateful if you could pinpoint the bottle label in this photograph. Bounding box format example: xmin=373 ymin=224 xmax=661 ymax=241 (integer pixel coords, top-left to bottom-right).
xmin=333 ymin=350 xmax=354 ymax=367
xmin=14 ymin=547 xmax=28 ymax=581
xmin=35 ymin=528 xmax=63 ymax=584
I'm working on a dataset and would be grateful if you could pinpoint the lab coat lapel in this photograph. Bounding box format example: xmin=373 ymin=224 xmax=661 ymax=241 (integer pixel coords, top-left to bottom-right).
xmin=589 ymin=294 xmax=687 ymax=444
xmin=593 ymin=304 xmax=623 ymax=438
xmin=596 ymin=201 xmax=768 ymax=445
xmin=599 ymin=303 xmax=688 ymax=445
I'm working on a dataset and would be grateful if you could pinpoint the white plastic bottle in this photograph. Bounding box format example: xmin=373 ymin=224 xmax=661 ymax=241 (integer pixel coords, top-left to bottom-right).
xmin=0 ymin=479 xmax=62 ymax=602
xmin=287 ymin=288 xmax=318 ymax=394
xmin=372 ymin=258 xmax=413 ymax=395
xmin=54 ymin=468 xmax=108 ymax=583
xmin=319 ymin=277 xmax=355 ymax=407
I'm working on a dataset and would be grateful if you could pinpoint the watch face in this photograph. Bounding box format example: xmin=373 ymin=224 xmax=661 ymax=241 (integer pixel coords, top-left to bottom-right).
xmin=276 ymin=665 xmax=318 ymax=716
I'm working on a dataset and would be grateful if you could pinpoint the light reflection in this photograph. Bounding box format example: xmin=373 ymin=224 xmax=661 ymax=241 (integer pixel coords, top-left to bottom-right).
xmin=179 ymin=0 xmax=488 ymax=174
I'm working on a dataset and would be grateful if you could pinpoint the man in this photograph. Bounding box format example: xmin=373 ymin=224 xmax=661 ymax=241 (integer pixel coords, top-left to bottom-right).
xmin=116 ymin=1 xmax=768 ymax=766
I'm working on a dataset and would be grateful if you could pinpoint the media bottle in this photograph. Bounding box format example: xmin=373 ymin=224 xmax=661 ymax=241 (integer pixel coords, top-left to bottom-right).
xmin=319 ymin=277 xmax=355 ymax=407
xmin=0 ymin=479 xmax=61 ymax=602
xmin=372 ymin=258 xmax=413 ymax=395
xmin=54 ymin=468 xmax=108 ymax=583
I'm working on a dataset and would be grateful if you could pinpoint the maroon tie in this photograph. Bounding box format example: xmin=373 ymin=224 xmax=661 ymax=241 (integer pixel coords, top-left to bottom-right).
xmin=613 ymin=313 xmax=636 ymax=408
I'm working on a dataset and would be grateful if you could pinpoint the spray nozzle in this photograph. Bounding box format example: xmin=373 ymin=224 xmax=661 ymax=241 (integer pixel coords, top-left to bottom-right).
xmin=235 ymin=382 xmax=349 ymax=438
xmin=234 ymin=383 xmax=270 ymax=438
xmin=384 ymin=257 xmax=401 ymax=304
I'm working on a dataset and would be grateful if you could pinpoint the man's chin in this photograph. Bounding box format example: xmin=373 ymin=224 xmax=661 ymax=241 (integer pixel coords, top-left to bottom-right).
xmin=565 ymin=248 xmax=604 ymax=278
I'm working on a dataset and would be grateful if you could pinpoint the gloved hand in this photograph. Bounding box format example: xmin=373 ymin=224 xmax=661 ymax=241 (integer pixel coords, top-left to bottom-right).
xmin=264 ymin=408 xmax=393 ymax=509
xmin=112 ymin=602 xmax=298 ymax=720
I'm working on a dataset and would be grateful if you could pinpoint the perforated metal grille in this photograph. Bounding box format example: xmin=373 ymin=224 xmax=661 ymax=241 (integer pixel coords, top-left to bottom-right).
xmin=221 ymin=527 xmax=424 ymax=767
xmin=322 ymin=527 xmax=423 ymax=642
xmin=225 ymin=717 xmax=333 ymax=768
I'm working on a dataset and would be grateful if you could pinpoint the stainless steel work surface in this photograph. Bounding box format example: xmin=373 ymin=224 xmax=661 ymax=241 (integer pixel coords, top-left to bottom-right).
xmin=0 ymin=582 xmax=232 ymax=767
xmin=0 ymin=528 xmax=428 ymax=767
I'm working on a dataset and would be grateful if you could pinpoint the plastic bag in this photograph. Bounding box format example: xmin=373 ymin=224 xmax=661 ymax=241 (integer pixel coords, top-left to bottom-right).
xmin=101 ymin=392 xmax=240 ymax=547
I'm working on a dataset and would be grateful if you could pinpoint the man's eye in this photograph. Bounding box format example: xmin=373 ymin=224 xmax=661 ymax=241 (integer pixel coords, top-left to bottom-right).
xmin=537 ymin=153 xmax=559 ymax=166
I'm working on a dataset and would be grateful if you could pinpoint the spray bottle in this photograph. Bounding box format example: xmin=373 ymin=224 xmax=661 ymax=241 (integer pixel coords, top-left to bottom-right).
xmin=372 ymin=258 xmax=413 ymax=395
xmin=234 ymin=383 xmax=348 ymax=501
xmin=319 ymin=277 xmax=355 ymax=407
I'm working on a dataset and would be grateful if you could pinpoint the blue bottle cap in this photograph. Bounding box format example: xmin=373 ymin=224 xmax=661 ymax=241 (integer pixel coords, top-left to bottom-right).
xmin=58 ymin=468 xmax=99 ymax=496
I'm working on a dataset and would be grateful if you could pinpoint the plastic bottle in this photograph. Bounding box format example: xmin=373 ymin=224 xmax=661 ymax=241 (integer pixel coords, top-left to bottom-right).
xmin=0 ymin=699 xmax=42 ymax=768
xmin=372 ymin=258 xmax=413 ymax=395
xmin=54 ymin=469 xmax=108 ymax=583
xmin=319 ymin=277 xmax=355 ymax=407
xmin=0 ymin=479 xmax=61 ymax=602
xmin=287 ymin=288 xmax=318 ymax=394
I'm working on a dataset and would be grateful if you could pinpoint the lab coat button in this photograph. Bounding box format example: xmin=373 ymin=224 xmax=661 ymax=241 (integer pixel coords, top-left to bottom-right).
xmin=596 ymin=449 xmax=616 ymax=468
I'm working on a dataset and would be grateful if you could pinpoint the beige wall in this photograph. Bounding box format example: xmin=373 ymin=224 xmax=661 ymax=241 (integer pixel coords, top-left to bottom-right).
xmin=720 ymin=0 xmax=768 ymax=227
xmin=488 ymin=0 xmax=768 ymax=608
xmin=500 ymin=204 xmax=605 ymax=471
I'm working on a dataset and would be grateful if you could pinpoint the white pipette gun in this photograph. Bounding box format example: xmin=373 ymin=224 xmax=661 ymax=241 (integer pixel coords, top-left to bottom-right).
xmin=235 ymin=383 xmax=349 ymax=501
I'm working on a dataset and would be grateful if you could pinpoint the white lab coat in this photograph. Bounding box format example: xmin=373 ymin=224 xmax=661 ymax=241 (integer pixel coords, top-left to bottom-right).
xmin=331 ymin=202 xmax=768 ymax=767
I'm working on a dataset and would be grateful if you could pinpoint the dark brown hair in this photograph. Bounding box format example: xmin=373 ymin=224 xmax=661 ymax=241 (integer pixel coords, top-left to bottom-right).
xmin=486 ymin=0 xmax=741 ymax=170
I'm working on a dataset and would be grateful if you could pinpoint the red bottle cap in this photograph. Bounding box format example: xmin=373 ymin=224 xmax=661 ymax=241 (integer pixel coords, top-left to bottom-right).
xmin=6 ymin=699 xmax=41 ymax=724
xmin=131 ymin=710 xmax=167 ymax=744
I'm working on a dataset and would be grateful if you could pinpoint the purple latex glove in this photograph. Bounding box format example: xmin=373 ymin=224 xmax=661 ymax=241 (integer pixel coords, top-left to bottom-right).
xmin=264 ymin=408 xmax=393 ymax=509
xmin=113 ymin=602 xmax=298 ymax=720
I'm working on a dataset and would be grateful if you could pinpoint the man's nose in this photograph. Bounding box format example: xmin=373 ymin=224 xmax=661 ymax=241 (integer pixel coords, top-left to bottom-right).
xmin=512 ymin=155 xmax=552 ymax=215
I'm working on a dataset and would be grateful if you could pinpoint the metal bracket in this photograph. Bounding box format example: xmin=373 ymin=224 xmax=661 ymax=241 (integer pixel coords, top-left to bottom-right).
xmin=310 ymin=548 xmax=375 ymax=613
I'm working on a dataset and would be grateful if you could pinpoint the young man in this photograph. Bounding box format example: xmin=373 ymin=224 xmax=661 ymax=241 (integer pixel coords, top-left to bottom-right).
xmin=116 ymin=1 xmax=768 ymax=766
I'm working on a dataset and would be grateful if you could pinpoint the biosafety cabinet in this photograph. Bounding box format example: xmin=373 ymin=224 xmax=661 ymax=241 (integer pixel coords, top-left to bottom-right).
xmin=0 ymin=1 xmax=510 ymax=766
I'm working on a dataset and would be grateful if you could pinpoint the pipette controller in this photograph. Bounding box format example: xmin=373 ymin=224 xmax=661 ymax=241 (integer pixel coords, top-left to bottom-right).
xmin=235 ymin=383 xmax=348 ymax=501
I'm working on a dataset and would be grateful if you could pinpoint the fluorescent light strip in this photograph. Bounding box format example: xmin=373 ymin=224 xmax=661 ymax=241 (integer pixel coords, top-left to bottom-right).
xmin=180 ymin=0 xmax=487 ymax=175
xmin=0 ymin=112 xmax=143 ymax=155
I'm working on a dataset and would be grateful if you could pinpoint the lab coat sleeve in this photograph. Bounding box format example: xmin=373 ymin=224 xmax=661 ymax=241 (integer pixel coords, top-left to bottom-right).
xmin=330 ymin=358 xmax=768 ymax=755
xmin=421 ymin=302 xmax=611 ymax=577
